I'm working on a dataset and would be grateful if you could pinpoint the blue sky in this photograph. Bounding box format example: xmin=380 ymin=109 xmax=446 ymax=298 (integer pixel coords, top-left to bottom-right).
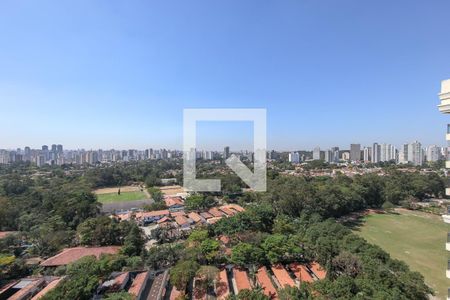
xmin=1 ymin=0 xmax=450 ymax=151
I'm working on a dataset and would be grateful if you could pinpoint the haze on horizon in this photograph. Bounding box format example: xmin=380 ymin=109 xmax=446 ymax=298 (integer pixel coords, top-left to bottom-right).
xmin=1 ymin=0 xmax=450 ymax=150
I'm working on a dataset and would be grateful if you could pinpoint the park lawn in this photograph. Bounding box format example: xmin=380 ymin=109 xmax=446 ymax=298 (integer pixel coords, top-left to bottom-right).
xmin=96 ymin=191 xmax=147 ymax=203
xmin=355 ymin=209 xmax=449 ymax=299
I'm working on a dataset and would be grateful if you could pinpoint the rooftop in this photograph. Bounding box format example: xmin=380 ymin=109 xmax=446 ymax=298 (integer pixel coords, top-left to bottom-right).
xmin=271 ymin=264 xmax=296 ymax=288
xmin=256 ymin=267 xmax=278 ymax=299
xmin=40 ymin=246 xmax=120 ymax=267
xmin=233 ymin=268 xmax=252 ymax=293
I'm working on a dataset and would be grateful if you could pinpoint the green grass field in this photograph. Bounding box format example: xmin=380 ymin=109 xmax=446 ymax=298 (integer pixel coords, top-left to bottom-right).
xmin=355 ymin=209 xmax=449 ymax=299
xmin=96 ymin=191 xmax=147 ymax=203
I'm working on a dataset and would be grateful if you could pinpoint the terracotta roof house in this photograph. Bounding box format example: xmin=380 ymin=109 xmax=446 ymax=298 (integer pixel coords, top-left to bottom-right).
xmin=136 ymin=210 xmax=170 ymax=223
xmin=308 ymin=262 xmax=327 ymax=280
xmin=256 ymin=267 xmax=278 ymax=299
xmin=170 ymin=211 xmax=186 ymax=217
xmin=208 ymin=207 xmax=224 ymax=218
xmin=215 ymin=269 xmax=230 ymax=300
xmin=200 ymin=212 xmax=213 ymax=219
xmin=40 ymin=246 xmax=120 ymax=267
xmin=175 ymin=215 xmax=192 ymax=229
xmin=128 ymin=271 xmax=150 ymax=298
xmin=31 ymin=278 xmax=63 ymax=300
xmin=218 ymin=206 xmax=236 ymax=217
xmin=233 ymin=268 xmax=252 ymax=294
xmin=289 ymin=263 xmax=314 ymax=283
xmin=164 ymin=197 xmax=185 ymax=209
xmin=227 ymin=204 xmax=245 ymax=212
xmin=0 ymin=277 xmax=60 ymax=300
xmin=271 ymin=264 xmax=296 ymax=288
xmin=188 ymin=212 xmax=204 ymax=223
xmin=206 ymin=217 xmax=222 ymax=225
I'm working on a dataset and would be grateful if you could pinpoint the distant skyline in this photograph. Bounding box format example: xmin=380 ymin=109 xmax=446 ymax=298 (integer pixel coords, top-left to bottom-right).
xmin=1 ymin=1 xmax=450 ymax=150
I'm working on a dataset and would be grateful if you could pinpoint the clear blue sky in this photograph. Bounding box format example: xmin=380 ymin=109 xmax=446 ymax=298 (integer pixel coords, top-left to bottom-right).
xmin=1 ymin=0 xmax=450 ymax=151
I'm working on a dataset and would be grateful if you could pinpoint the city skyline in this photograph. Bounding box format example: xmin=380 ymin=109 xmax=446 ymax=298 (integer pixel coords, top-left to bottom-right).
xmin=1 ymin=1 xmax=450 ymax=149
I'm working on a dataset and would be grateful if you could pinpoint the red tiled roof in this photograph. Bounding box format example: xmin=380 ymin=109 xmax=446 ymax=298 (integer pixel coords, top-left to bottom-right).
xmin=218 ymin=207 xmax=236 ymax=217
xmin=188 ymin=212 xmax=203 ymax=223
xmin=31 ymin=278 xmax=63 ymax=300
xmin=157 ymin=216 xmax=171 ymax=224
xmin=227 ymin=204 xmax=245 ymax=212
xmin=128 ymin=272 xmax=148 ymax=296
xmin=170 ymin=211 xmax=186 ymax=217
xmin=200 ymin=212 xmax=213 ymax=219
xmin=208 ymin=207 xmax=224 ymax=217
xmin=256 ymin=267 xmax=277 ymax=299
xmin=215 ymin=269 xmax=230 ymax=300
xmin=137 ymin=210 xmax=170 ymax=218
xmin=9 ymin=278 xmax=45 ymax=300
xmin=289 ymin=263 xmax=314 ymax=283
xmin=206 ymin=217 xmax=222 ymax=224
xmin=233 ymin=268 xmax=252 ymax=292
xmin=40 ymin=246 xmax=120 ymax=267
xmin=309 ymin=262 xmax=326 ymax=280
xmin=175 ymin=215 xmax=190 ymax=226
xmin=165 ymin=197 xmax=184 ymax=207
xmin=271 ymin=264 xmax=295 ymax=288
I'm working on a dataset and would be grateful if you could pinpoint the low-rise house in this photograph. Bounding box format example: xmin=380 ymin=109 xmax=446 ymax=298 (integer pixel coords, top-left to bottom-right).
xmin=218 ymin=206 xmax=236 ymax=217
xmin=0 ymin=277 xmax=60 ymax=300
xmin=206 ymin=217 xmax=222 ymax=225
xmin=128 ymin=271 xmax=150 ymax=299
xmin=31 ymin=277 xmax=63 ymax=300
xmin=175 ymin=215 xmax=193 ymax=229
xmin=188 ymin=212 xmax=204 ymax=224
xmin=308 ymin=262 xmax=327 ymax=280
xmin=136 ymin=210 xmax=170 ymax=224
xmin=289 ymin=263 xmax=314 ymax=283
xmin=164 ymin=197 xmax=185 ymax=211
xmin=232 ymin=268 xmax=252 ymax=294
xmin=208 ymin=207 xmax=224 ymax=218
xmin=95 ymin=271 xmax=152 ymax=300
xmin=271 ymin=264 xmax=296 ymax=288
xmin=200 ymin=212 xmax=213 ymax=219
xmin=40 ymin=246 xmax=120 ymax=267
xmin=215 ymin=269 xmax=230 ymax=300
xmin=256 ymin=267 xmax=278 ymax=299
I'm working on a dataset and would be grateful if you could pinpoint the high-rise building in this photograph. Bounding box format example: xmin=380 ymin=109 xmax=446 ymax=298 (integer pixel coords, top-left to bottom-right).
xmin=331 ymin=147 xmax=340 ymax=163
xmin=224 ymin=146 xmax=230 ymax=159
xmin=426 ymin=145 xmax=441 ymax=162
xmin=350 ymin=144 xmax=361 ymax=162
xmin=289 ymin=152 xmax=300 ymax=163
xmin=371 ymin=143 xmax=380 ymax=163
xmin=407 ymin=141 xmax=423 ymax=166
xmin=312 ymin=147 xmax=321 ymax=160
xmin=57 ymin=144 xmax=63 ymax=153
xmin=324 ymin=150 xmax=333 ymax=163
xmin=363 ymin=147 xmax=371 ymax=162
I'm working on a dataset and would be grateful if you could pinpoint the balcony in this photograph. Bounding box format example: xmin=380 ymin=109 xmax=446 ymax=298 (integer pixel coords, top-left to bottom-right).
xmin=438 ymin=79 xmax=450 ymax=114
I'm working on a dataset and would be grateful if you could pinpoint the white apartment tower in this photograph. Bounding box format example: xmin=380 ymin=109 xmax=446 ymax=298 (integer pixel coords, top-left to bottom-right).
xmin=407 ymin=141 xmax=423 ymax=166
xmin=313 ymin=147 xmax=321 ymax=160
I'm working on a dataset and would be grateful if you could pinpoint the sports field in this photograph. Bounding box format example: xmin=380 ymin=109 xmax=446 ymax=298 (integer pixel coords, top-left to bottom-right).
xmin=96 ymin=191 xmax=147 ymax=203
xmin=356 ymin=209 xmax=449 ymax=299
